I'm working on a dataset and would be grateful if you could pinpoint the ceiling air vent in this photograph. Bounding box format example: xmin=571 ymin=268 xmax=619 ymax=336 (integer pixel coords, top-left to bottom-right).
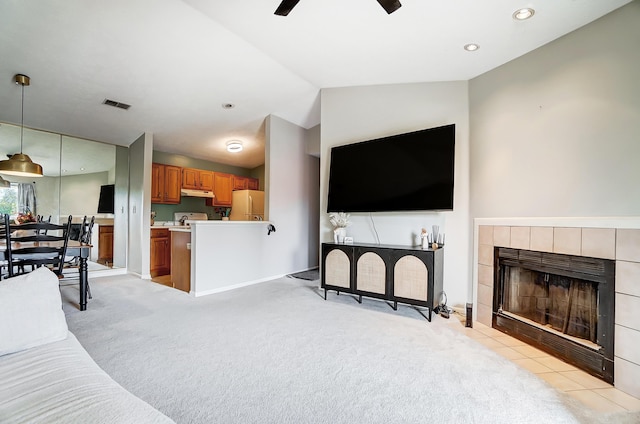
xmin=103 ymin=99 xmax=131 ymax=110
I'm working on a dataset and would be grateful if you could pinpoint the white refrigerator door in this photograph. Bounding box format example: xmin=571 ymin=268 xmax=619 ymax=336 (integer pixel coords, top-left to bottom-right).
xmin=229 ymin=190 xmax=265 ymax=220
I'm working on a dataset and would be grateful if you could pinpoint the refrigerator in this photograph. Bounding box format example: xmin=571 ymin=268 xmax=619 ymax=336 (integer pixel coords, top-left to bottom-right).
xmin=229 ymin=190 xmax=265 ymax=221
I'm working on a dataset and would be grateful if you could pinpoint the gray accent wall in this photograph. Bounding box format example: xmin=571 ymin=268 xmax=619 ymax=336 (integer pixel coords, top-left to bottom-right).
xmin=469 ymin=2 xmax=640 ymax=219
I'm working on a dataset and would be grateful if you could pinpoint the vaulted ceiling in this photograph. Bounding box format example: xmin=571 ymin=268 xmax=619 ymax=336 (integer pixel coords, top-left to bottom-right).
xmin=0 ymin=0 xmax=632 ymax=169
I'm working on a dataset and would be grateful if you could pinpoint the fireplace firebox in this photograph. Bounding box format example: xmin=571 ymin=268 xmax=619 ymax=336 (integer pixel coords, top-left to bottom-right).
xmin=493 ymin=247 xmax=615 ymax=383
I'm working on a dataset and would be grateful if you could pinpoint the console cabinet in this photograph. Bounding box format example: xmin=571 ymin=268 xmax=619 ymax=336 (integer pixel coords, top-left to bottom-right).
xmin=321 ymin=242 xmax=444 ymax=321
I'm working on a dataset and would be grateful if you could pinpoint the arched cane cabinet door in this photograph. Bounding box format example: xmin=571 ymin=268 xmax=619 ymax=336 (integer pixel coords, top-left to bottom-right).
xmin=356 ymin=252 xmax=386 ymax=294
xmin=394 ymin=255 xmax=428 ymax=301
xmin=325 ymin=249 xmax=350 ymax=288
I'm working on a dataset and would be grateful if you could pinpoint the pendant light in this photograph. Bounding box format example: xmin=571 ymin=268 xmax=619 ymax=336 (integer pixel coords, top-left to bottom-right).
xmin=0 ymin=74 xmax=43 ymax=177
xmin=0 ymin=176 xmax=10 ymax=188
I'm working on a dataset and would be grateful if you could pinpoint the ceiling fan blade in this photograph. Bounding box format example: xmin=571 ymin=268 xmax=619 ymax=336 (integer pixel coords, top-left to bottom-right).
xmin=274 ymin=0 xmax=300 ymax=16
xmin=377 ymin=0 xmax=402 ymax=14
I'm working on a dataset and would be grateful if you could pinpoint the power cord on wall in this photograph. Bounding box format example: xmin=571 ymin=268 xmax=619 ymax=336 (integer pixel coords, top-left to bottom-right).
xmin=369 ymin=212 xmax=380 ymax=245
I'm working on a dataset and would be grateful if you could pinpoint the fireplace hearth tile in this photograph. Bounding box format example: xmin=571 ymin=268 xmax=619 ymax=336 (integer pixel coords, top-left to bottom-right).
xmin=582 ymin=228 xmax=616 ymax=259
xmin=510 ymin=226 xmax=530 ymax=250
xmin=478 ymin=264 xmax=493 ymax=287
xmin=538 ymin=372 xmax=586 ymax=391
xmin=593 ymin=388 xmax=640 ymax=411
xmin=477 ymin=303 xmax=492 ymax=326
xmin=534 ymin=356 xmax=579 ymax=372
xmin=617 ymin=229 xmax=640 ymax=262
xmin=478 ymin=225 xmax=493 ymax=245
xmin=565 ymin=390 xmax=625 ymax=413
xmin=553 ymin=227 xmax=582 ymax=255
xmin=493 ymin=335 xmax=526 ymax=348
xmin=511 ymin=344 xmax=548 ymax=358
xmin=615 ymin=293 xmax=640 ymax=331
xmin=615 ymin=325 xmax=640 ymax=365
xmin=530 ymin=226 xmax=553 ymax=252
xmin=615 ymin=357 xmax=640 ymax=399
xmin=478 ymin=244 xmax=493 ymax=266
xmin=493 ymin=346 xmax=527 ymax=360
xmin=561 ymin=370 xmax=614 ymax=390
xmin=513 ymin=358 xmax=554 ymax=374
xmin=616 ymin=261 xmax=640 ymax=297
xmin=477 ymin=282 xmax=493 ymax=307
xmin=494 ymin=226 xmax=510 ymax=247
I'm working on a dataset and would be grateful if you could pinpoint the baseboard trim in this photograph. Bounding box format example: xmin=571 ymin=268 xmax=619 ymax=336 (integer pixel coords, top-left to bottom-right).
xmin=193 ymin=273 xmax=290 ymax=297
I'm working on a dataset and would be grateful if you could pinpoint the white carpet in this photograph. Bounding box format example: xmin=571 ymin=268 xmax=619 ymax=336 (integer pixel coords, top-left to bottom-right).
xmin=60 ymin=275 xmax=638 ymax=424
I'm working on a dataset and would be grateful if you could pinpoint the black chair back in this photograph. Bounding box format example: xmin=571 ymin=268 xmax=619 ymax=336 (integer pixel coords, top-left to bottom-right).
xmin=6 ymin=215 xmax=72 ymax=278
xmin=0 ymin=214 xmax=10 ymax=280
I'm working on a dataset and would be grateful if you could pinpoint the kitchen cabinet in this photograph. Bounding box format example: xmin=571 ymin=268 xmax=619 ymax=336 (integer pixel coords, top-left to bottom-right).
xmin=233 ymin=176 xmax=248 ymax=190
xmin=182 ymin=167 xmax=214 ymax=191
xmin=206 ymin=172 xmax=233 ymax=206
xmin=152 ymin=163 xmax=181 ymax=204
xmin=233 ymin=176 xmax=259 ymax=191
xmin=97 ymin=225 xmax=114 ymax=266
xmin=248 ymin=177 xmax=259 ymax=190
xmin=150 ymin=228 xmax=171 ymax=277
xmin=171 ymin=230 xmax=191 ymax=292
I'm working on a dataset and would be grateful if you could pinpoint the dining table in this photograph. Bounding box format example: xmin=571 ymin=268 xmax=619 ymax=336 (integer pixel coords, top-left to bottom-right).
xmin=1 ymin=240 xmax=92 ymax=311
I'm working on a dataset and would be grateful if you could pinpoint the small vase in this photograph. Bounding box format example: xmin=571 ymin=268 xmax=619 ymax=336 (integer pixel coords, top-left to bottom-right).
xmin=334 ymin=227 xmax=346 ymax=243
xmin=222 ymin=217 xmax=229 ymax=221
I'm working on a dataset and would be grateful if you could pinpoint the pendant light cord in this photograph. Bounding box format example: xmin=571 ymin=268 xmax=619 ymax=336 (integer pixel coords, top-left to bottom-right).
xmin=19 ymin=81 xmax=25 ymax=153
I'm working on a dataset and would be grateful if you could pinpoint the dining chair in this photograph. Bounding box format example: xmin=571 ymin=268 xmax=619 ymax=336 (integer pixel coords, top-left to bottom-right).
xmin=61 ymin=216 xmax=95 ymax=299
xmin=0 ymin=214 xmax=10 ymax=280
xmin=5 ymin=215 xmax=72 ymax=278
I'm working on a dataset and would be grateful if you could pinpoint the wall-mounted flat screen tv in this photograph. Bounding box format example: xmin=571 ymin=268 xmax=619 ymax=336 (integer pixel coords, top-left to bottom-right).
xmin=327 ymin=124 xmax=455 ymax=213
xmin=97 ymin=184 xmax=115 ymax=214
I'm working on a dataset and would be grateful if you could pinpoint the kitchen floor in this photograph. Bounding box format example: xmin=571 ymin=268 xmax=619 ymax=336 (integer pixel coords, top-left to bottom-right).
xmin=443 ymin=313 xmax=640 ymax=414
xmin=151 ymin=275 xmax=172 ymax=287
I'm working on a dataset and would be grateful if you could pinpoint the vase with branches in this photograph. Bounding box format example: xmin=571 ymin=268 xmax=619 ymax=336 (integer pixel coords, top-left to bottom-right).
xmin=329 ymin=212 xmax=350 ymax=243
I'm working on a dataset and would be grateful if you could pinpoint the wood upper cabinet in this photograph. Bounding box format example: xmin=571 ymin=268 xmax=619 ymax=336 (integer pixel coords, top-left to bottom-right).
xmin=199 ymin=170 xmax=214 ymax=191
xmin=150 ymin=228 xmax=171 ymax=277
xmin=232 ymin=176 xmax=259 ymax=191
xmin=233 ymin=176 xmax=248 ymax=191
xmin=182 ymin=167 xmax=214 ymax=191
xmin=248 ymin=177 xmax=259 ymax=190
xmin=152 ymin=163 xmax=181 ymax=204
xmin=206 ymin=172 xmax=233 ymax=206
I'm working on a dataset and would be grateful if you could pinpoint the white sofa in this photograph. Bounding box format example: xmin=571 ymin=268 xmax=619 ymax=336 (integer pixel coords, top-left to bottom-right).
xmin=0 ymin=268 xmax=175 ymax=424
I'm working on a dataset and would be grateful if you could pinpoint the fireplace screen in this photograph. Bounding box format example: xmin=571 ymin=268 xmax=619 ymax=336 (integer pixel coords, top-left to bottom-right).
xmin=494 ymin=247 xmax=615 ymax=383
xmin=502 ymin=266 xmax=597 ymax=343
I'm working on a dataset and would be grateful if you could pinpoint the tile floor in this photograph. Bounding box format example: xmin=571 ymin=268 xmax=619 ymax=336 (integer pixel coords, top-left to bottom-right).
xmin=443 ymin=313 xmax=640 ymax=414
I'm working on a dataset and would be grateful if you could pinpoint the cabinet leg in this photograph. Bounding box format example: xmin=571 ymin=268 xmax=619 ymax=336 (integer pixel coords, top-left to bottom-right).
xmin=337 ymin=291 xmax=340 ymax=296
xmin=393 ymin=301 xmax=397 ymax=311
xmin=324 ymin=288 xmax=327 ymax=300
xmin=358 ymin=295 xmax=362 ymax=304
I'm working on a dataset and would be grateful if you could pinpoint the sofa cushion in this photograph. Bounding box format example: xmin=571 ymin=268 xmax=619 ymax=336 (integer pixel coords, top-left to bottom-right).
xmin=0 ymin=267 xmax=68 ymax=356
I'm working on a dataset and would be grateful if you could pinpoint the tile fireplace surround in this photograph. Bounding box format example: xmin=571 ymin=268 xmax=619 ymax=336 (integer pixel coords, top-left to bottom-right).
xmin=474 ymin=218 xmax=640 ymax=399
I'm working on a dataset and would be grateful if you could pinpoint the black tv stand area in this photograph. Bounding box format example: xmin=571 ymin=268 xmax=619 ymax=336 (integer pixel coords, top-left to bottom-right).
xmin=321 ymin=242 xmax=444 ymax=321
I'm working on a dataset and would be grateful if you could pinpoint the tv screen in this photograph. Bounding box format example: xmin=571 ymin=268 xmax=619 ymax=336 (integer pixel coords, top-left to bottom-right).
xmin=97 ymin=184 xmax=115 ymax=214
xmin=327 ymin=124 xmax=455 ymax=213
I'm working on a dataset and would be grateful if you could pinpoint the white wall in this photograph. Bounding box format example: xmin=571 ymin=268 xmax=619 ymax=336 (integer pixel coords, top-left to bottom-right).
xmin=128 ymin=132 xmax=153 ymax=277
xmin=191 ymin=115 xmax=318 ymax=294
xmin=469 ymin=2 xmax=640 ymax=219
xmin=320 ymin=82 xmax=470 ymax=306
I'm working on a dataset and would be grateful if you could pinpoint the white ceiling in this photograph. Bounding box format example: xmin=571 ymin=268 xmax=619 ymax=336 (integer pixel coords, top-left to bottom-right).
xmin=0 ymin=0 xmax=632 ymax=169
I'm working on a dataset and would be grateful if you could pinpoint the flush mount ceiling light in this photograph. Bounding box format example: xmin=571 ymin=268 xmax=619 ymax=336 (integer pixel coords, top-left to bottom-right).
xmin=464 ymin=43 xmax=480 ymax=52
xmin=513 ymin=8 xmax=535 ymax=20
xmin=226 ymin=140 xmax=243 ymax=153
xmin=0 ymin=74 xmax=43 ymax=177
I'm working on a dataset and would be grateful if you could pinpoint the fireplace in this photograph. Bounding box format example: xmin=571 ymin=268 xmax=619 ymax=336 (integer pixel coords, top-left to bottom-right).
xmin=493 ymin=247 xmax=615 ymax=383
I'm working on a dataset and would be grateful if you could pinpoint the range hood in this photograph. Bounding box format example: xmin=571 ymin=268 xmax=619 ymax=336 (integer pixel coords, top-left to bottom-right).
xmin=180 ymin=188 xmax=215 ymax=199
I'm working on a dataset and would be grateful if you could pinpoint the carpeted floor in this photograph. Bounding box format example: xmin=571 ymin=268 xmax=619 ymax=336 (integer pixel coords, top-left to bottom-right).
xmin=61 ymin=275 xmax=639 ymax=424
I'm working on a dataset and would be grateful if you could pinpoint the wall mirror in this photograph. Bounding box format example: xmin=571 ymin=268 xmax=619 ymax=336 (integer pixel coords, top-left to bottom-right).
xmin=0 ymin=122 xmax=127 ymax=272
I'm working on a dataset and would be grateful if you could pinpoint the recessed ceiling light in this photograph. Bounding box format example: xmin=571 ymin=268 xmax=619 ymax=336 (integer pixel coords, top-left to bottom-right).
xmin=226 ymin=140 xmax=243 ymax=153
xmin=222 ymin=103 xmax=235 ymax=109
xmin=464 ymin=44 xmax=480 ymax=52
xmin=513 ymin=8 xmax=535 ymax=20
